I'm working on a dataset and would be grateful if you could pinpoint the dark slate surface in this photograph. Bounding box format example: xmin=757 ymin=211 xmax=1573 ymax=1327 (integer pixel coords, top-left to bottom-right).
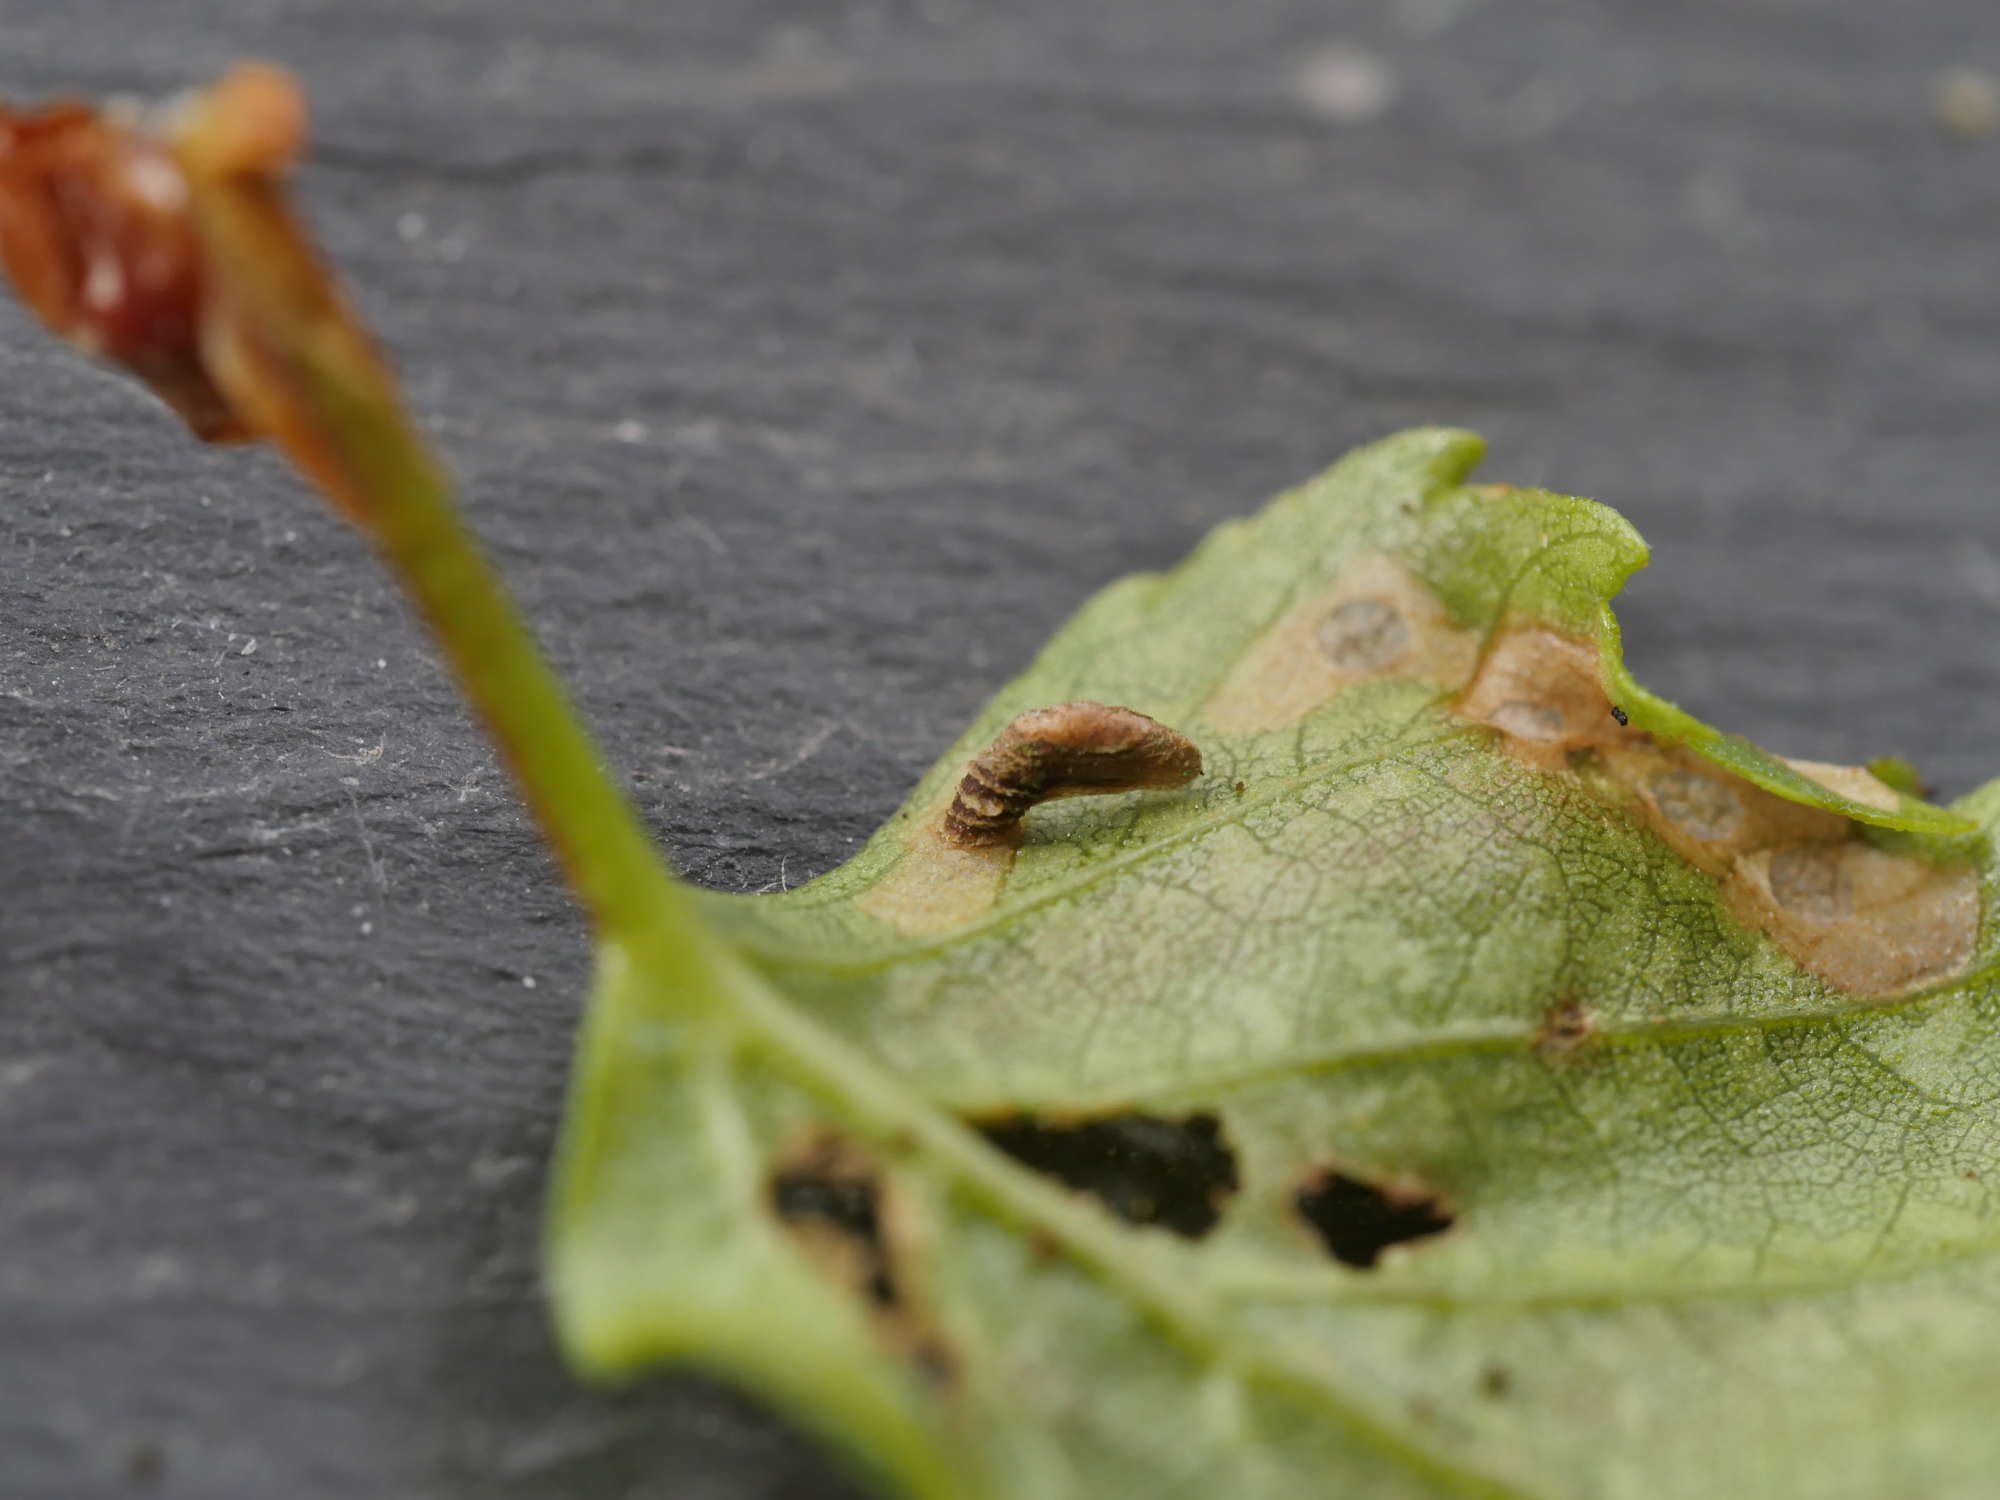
xmin=4 ymin=3 xmax=1999 ymax=1496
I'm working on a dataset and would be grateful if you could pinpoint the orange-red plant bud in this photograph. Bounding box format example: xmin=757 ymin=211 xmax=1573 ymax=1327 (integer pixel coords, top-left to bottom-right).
xmin=0 ymin=98 xmax=249 ymax=440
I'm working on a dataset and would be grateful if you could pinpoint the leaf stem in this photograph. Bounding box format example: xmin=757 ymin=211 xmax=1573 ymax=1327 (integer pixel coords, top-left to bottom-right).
xmin=184 ymin=158 xmax=717 ymax=974
xmin=369 ymin=448 xmax=695 ymax=949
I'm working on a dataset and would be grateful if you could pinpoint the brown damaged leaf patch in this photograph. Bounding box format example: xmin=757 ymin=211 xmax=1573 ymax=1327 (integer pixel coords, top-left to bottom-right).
xmin=1455 ymin=627 xmax=1643 ymax=770
xmin=1607 ymin=742 xmax=1978 ymax=996
xmin=770 ymin=1134 xmax=954 ymax=1386
xmin=856 ymin=826 xmax=1014 ymax=937
xmin=1199 ymin=553 xmax=1479 ymax=732
xmin=1461 ymin=627 xmax=1980 ymax=997
xmin=1728 ymin=842 xmax=1979 ymax=998
xmin=1534 ymin=997 xmax=1595 ymax=1058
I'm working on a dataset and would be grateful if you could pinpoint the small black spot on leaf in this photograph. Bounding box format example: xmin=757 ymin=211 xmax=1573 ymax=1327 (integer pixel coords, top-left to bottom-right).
xmin=980 ymin=1111 xmax=1239 ymax=1238
xmin=1296 ymin=1171 xmax=1454 ymax=1268
xmin=1534 ymin=997 xmax=1593 ymax=1056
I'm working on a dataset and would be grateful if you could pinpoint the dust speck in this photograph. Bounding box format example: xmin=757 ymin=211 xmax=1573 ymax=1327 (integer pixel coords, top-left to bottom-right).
xmin=1934 ymin=67 xmax=1999 ymax=141
xmin=1685 ymin=168 xmax=1748 ymax=237
xmin=124 ymin=1439 xmax=165 ymax=1488
xmin=1294 ymin=45 xmax=1400 ymax=124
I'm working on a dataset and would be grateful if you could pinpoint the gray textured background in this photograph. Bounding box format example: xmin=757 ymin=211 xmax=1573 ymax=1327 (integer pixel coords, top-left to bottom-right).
xmin=4 ymin=3 xmax=1998 ymax=1497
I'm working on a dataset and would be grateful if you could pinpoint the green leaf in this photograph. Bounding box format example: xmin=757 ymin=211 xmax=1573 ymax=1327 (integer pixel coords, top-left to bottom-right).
xmin=545 ymin=428 xmax=2000 ymax=1499
xmin=2 ymin=79 xmax=1983 ymax=1494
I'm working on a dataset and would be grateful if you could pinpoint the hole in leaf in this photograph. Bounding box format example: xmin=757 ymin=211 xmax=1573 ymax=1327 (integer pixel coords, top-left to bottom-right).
xmin=1296 ymin=1171 xmax=1454 ymax=1268
xmin=978 ymin=1111 xmax=1239 ymax=1238
xmin=764 ymin=1136 xmax=900 ymax=1312
xmin=771 ymin=1146 xmax=895 ymax=1306
xmin=769 ymin=1135 xmax=955 ymax=1384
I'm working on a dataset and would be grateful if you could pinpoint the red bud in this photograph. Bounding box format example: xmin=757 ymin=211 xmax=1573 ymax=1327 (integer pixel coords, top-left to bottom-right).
xmin=0 ymin=98 xmax=249 ymax=440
